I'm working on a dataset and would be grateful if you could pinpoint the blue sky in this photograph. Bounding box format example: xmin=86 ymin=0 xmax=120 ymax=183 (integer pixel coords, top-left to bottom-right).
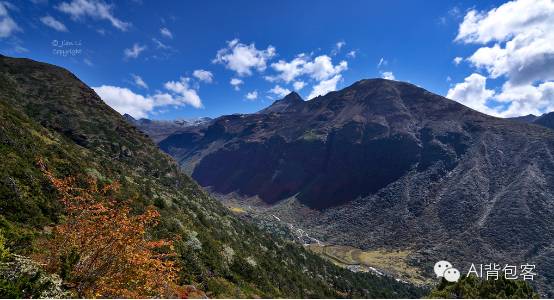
xmin=1 ymin=0 xmax=553 ymax=119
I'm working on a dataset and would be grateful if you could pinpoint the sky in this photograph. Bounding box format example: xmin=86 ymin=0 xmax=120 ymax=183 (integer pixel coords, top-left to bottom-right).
xmin=1 ymin=0 xmax=553 ymax=120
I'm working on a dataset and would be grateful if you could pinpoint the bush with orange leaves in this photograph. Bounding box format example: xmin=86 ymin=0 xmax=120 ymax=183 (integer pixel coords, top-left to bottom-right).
xmin=35 ymin=160 xmax=186 ymax=298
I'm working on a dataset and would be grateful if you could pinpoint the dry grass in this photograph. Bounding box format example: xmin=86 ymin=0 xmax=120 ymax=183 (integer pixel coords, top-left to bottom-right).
xmin=306 ymin=244 xmax=430 ymax=285
xmin=228 ymin=206 xmax=246 ymax=214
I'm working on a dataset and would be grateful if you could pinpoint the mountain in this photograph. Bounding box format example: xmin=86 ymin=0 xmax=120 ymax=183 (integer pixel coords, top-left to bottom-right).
xmin=124 ymin=114 xmax=212 ymax=143
xmin=0 ymin=55 xmax=423 ymax=298
xmin=259 ymin=91 xmax=304 ymax=114
xmin=506 ymin=114 xmax=539 ymax=123
xmin=534 ymin=112 xmax=554 ymax=130
xmin=158 ymin=79 xmax=554 ymax=295
xmin=506 ymin=112 xmax=554 ymax=131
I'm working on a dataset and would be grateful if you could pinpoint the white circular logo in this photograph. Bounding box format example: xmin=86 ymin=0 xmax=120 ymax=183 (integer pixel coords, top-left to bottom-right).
xmin=444 ymin=267 xmax=461 ymax=282
xmin=434 ymin=260 xmax=453 ymax=278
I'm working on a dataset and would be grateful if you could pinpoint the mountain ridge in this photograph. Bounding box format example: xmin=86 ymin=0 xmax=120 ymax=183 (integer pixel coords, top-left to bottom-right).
xmin=259 ymin=91 xmax=304 ymax=114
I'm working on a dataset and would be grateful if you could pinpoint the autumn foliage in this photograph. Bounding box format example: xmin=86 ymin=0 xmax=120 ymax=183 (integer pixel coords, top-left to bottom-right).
xmin=35 ymin=160 xmax=185 ymax=298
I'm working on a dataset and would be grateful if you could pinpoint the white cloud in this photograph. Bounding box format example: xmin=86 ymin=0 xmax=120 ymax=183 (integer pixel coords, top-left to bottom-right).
xmin=307 ymin=74 xmax=342 ymax=99
xmin=267 ymin=54 xmax=307 ymax=83
xmin=456 ymin=0 xmax=554 ymax=85
xmin=455 ymin=0 xmax=553 ymax=44
xmin=151 ymin=38 xmax=171 ymax=50
xmin=161 ymin=77 xmax=202 ymax=108
xmin=346 ymin=50 xmax=357 ymax=58
xmin=449 ymin=6 xmax=461 ymax=19
xmin=13 ymin=45 xmax=28 ymax=53
xmin=40 ymin=15 xmax=68 ymax=32
xmin=377 ymin=57 xmax=388 ymax=68
xmin=269 ymin=85 xmax=291 ymax=98
xmin=467 ymin=29 xmax=554 ymax=85
xmin=332 ymin=41 xmax=346 ymax=55
xmin=94 ymin=76 xmax=203 ymax=118
xmin=495 ymin=81 xmax=554 ymax=117
xmin=446 ymin=73 xmax=497 ymax=115
xmin=0 ymin=2 xmax=20 ymax=38
xmin=267 ymin=54 xmax=348 ymax=83
xmin=160 ymin=27 xmax=172 ymax=39
xmin=303 ymin=55 xmax=348 ymax=81
xmin=448 ymin=75 xmax=554 ymax=118
xmin=380 ymin=71 xmax=395 ymax=80
xmin=265 ymin=54 xmax=347 ymax=100
xmin=245 ymin=91 xmax=258 ymax=101
xmin=293 ymin=81 xmax=305 ymax=91
xmin=230 ymin=78 xmax=243 ymax=91
xmin=57 ymin=0 xmax=130 ymax=31
xmin=131 ymin=74 xmax=148 ymax=89
xmin=192 ymin=69 xmax=213 ymax=83
xmin=94 ymin=85 xmax=153 ymax=119
xmin=213 ymin=39 xmax=276 ymax=76
xmin=453 ymin=56 xmax=463 ymax=65
xmin=453 ymin=0 xmax=554 ymax=116
xmin=124 ymin=43 xmax=146 ymax=59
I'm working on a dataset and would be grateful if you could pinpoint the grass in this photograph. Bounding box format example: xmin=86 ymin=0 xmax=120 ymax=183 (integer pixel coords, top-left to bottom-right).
xmin=306 ymin=244 xmax=431 ymax=285
xmin=228 ymin=206 xmax=246 ymax=214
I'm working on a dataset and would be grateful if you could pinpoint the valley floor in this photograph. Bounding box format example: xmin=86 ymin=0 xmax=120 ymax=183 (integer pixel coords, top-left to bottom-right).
xmin=220 ymin=192 xmax=433 ymax=287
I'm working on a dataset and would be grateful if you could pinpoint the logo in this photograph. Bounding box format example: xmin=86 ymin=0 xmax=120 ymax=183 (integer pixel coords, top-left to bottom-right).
xmin=434 ymin=260 xmax=460 ymax=282
xmin=434 ymin=261 xmax=537 ymax=283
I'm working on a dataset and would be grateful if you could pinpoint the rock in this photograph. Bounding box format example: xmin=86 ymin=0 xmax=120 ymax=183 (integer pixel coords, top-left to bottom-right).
xmin=0 ymin=254 xmax=72 ymax=298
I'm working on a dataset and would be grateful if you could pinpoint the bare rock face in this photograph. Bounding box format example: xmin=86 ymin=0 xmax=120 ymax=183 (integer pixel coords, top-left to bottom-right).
xmin=159 ymin=79 xmax=554 ymax=295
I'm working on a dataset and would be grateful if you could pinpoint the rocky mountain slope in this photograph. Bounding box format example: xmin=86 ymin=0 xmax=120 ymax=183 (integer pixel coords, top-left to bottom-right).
xmin=507 ymin=112 xmax=554 ymax=132
xmin=159 ymin=79 xmax=554 ymax=295
xmin=0 ymin=55 xmax=423 ymax=298
xmin=506 ymin=114 xmax=539 ymax=124
xmin=534 ymin=112 xmax=554 ymax=130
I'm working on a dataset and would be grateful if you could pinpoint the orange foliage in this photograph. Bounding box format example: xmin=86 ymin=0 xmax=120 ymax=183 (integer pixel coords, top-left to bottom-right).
xmin=36 ymin=160 xmax=187 ymax=298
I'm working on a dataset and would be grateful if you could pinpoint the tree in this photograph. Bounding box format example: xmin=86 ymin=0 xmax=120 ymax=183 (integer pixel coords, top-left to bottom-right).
xmin=428 ymin=275 xmax=539 ymax=299
xmin=35 ymin=160 xmax=186 ymax=298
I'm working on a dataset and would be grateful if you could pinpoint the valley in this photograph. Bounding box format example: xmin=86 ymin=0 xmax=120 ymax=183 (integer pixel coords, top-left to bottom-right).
xmin=1 ymin=0 xmax=550 ymax=298
xmin=141 ymin=79 xmax=554 ymax=296
xmin=222 ymin=195 xmax=429 ymax=286
xmin=226 ymin=198 xmax=426 ymax=286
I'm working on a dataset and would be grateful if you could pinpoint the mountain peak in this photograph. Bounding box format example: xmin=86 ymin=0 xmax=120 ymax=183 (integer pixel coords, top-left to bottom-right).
xmin=122 ymin=113 xmax=136 ymax=123
xmin=259 ymin=91 xmax=304 ymax=114
xmin=534 ymin=111 xmax=554 ymax=129
xmin=282 ymin=91 xmax=303 ymax=103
